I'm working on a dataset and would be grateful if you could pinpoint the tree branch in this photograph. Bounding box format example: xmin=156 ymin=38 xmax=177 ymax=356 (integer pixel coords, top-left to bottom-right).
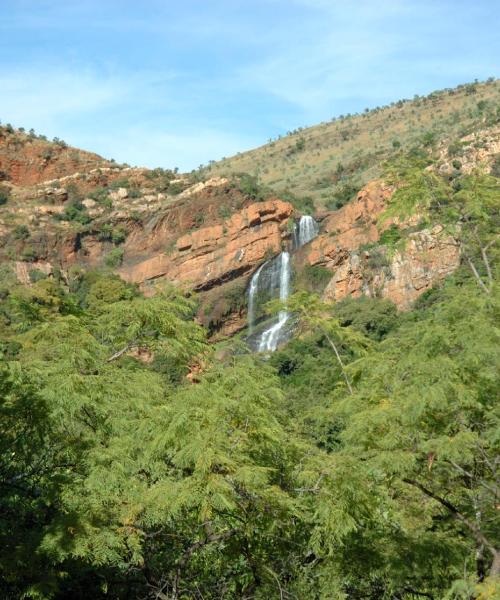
xmin=172 ymin=529 xmax=238 ymax=599
xmin=106 ymin=342 xmax=136 ymax=362
xmin=403 ymin=478 xmax=498 ymax=559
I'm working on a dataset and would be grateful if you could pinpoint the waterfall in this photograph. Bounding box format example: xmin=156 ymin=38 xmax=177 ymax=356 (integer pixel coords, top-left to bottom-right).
xmin=295 ymin=215 xmax=319 ymax=248
xmin=247 ymin=252 xmax=291 ymax=352
xmin=257 ymin=252 xmax=290 ymax=352
xmin=247 ymin=215 xmax=319 ymax=352
xmin=247 ymin=261 xmax=267 ymax=335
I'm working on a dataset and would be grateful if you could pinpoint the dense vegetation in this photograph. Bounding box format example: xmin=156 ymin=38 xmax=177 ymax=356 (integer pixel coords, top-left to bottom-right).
xmin=1 ymin=140 xmax=499 ymax=599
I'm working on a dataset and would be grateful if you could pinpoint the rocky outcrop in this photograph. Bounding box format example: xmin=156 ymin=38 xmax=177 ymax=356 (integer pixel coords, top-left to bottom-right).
xmin=322 ymin=226 xmax=460 ymax=309
xmin=120 ymin=199 xmax=293 ymax=291
xmin=0 ymin=129 xmax=111 ymax=186
xmin=297 ymin=180 xmax=460 ymax=309
xmin=14 ymin=260 xmax=53 ymax=285
xmin=437 ymin=125 xmax=500 ymax=175
xmin=302 ymin=180 xmax=394 ymax=268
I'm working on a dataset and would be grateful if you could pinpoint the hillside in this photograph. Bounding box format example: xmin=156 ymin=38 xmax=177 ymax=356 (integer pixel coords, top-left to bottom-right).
xmin=0 ymin=81 xmax=499 ymax=599
xmin=205 ymin=78 xmax=500 ymax=208
xmin=0 ymin=125 xmax=114 ymax=186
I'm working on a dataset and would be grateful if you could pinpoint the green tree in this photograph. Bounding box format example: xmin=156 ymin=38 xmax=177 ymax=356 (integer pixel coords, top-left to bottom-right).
xmin=330 ymin=283 xmax=500 ymax=591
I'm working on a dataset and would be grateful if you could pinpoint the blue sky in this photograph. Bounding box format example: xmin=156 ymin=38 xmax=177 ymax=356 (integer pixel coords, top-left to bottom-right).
xmin=1 ymin=1 xmax=498 ymax=171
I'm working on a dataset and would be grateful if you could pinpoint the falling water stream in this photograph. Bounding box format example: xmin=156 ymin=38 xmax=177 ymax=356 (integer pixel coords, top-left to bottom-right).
xmin=247 ymin=215 xmax=319 ymax=352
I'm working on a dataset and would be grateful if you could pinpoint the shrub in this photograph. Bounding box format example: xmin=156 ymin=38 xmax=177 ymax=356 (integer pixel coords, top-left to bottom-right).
xmin=237 ymin=173 xmax=268 ymax=200
xmin=490 ymin=155 xmax=500 ymax=178
xmin=193 ymin=213 xmax=205 ymax=227
xmin=287 ymin=137 xmax=306 ymax=155
xmin=364 ymin=247 xmax=391 ymax=273
xmin=111 ymin=227 xmax=128 ymax=245
xmin=104 ymin=247 xmax=124 ymax=268
xmin=20 ymin=245 xmax=36 ymax=262
xmin=421 ymin=131 xmax=437 ymax=147
xmin=448 ymin=140 xmax=464 ymax=157
xmin=127 ymin=187 xmax=142 ymax=199
xmin=13 ymin=225 xmax=30 ymax=240
xmin=300 ymin=264 xmax=332 ymax=292
xmin=335 ymin=296 xmax=399 ymax=341
xmin=29 ymin=269 xmax=48 ymax=283
xmin=58 ymin=202 xmax=91 ymax=225
xmin=378 ymin=224 xmax=402 ymax=249
xmin=280 ymin=190 xmax=315 ymax=214
xmin=0 ymin=185 xmax=11 ymax=205
xmin=96 ymin=224 xmax=113 ymax=242
xmin=88 ymin=187 xmax=111 ymax=205
xmin=168 ymin=181 xmax=184 ymax=195
xmin=325 ymin=181 xmax=360 ymax=211
xmin=218 ymin=205 xmax=232 ymax=220
xmin=109 ymin=178 xmax=131 ymax=190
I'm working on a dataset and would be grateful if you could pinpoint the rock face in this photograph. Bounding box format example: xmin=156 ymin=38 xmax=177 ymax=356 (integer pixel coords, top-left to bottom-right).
xmin=0 ymin=130 xmax=111 ymax=186
xmin=296 ymin=181 xmax=460 ymax=308
xmin=1 ymin=134 xmax=465 ymax=341
xmin=302 ymin=180 xmax=394 ymax=268
xmin=120 ymin=199 xmax=293 ymax=291
xmin=322 ymin=226 xmax=460 ymax=309
xmin=437 ymin=125 xmax=500 ymax=175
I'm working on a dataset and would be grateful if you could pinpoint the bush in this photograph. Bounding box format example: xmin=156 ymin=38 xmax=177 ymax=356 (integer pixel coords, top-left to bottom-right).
xmin=128 ymin=187 xmax=142 ymax=199
xmin=364 ymin=247 xmax=391 ymax=273
xmin=104 ymin=248 xmax=124 ymax=268
xmin=88 ymin=187 xmax=112 ymax=206
xmin=0 ymin=185 xmax=11 ymax=205
xmin=236 ymin=173 xmax=268 ymax=200
xmin=58 ymin=202 xmax=91 ymax=225
xmin=29 ymin=269 xmax=49 ymax=283
xmin=96 ymin=224 xmax=113 ymax=242
xmin=168 ymin=181 xmax=184 ymax=195
xmin=490 ymin=155 xmax=500 ymax=178
xmin=300 ymin=264 xmax=332 ymax=292
xmin=13 ymin=225 xmax=30 ymax=240
xmin=218 ymin=205 xmax=232 ymax=220
xmin=111 ymin=227 xmax=128 ymax=245
xmin=378 ymin=224 xmax=402 ymax=249
xmin=287 ymin=137 xmax=306 ymax=155
xmin=96 ymin=224 xmax=127 ymax=244
xmin=335 ymin=296 xmax=399 ymax=341
xmin=421 ymin=131 xmax=437 ymax=147
xmin=20 ymin=245 xmax=36 ymax=262
xmin=279 ymin=190 xmax=315 ymax=214
xmin=325 ymin=181 xmax=360 ymax=211
xmin=448 ymin=141 xmax=464 ymax=157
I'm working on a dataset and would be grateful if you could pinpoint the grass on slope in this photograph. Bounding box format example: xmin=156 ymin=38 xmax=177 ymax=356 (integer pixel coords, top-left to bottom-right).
xmin=201 ymin=79 xmax=500 ymax=210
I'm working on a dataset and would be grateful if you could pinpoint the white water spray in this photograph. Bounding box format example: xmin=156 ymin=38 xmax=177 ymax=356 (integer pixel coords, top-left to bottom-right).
xmin=247 ymin=215 xmax=319 ymax=352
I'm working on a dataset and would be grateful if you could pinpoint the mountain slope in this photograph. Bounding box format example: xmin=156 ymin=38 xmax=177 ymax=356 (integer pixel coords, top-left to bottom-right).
xmin=204 ymin=79 xmax=499 ymax=208
xmin=0 ymin=125 xmax=114 ymax=186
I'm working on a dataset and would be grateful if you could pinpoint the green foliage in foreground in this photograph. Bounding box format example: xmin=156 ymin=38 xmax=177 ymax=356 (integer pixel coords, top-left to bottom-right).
xmin=1 ymin=269 xmax=498 ymax=599
xmin=0 ymin=163 xmax=499 ymax=598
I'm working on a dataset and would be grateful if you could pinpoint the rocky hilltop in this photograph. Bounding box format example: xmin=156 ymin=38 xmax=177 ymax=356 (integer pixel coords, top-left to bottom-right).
xmin=1 ymin=84 xmax=499 ymax=342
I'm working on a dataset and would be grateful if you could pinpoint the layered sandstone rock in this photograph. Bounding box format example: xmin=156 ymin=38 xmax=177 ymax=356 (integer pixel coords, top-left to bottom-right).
xmin=301 ymin=180 xmax=394 ymax=268
xmin=0 ymin=131 xmax=111 ymax=186
xmin=297 ymin=180 xmax=460 ymax=309
xmin=437 ymin=125 xmax=500 ymax=175
xmin=120 ymin=198 xmax=293 ymax=290
xmin=322 ymin=226 xmax=460 ymax=309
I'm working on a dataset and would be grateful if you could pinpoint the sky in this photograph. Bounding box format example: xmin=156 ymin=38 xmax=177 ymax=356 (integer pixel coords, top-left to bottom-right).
xmin=0 ymin=0 xmax=498 ymax=171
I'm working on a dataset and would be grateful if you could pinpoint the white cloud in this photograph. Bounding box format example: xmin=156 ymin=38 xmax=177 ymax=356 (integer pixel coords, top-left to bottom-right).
xmin=0 ymin=68 xmax=126 ymax=128
xmin=80 ymin=126 xmax=260 ymax=171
